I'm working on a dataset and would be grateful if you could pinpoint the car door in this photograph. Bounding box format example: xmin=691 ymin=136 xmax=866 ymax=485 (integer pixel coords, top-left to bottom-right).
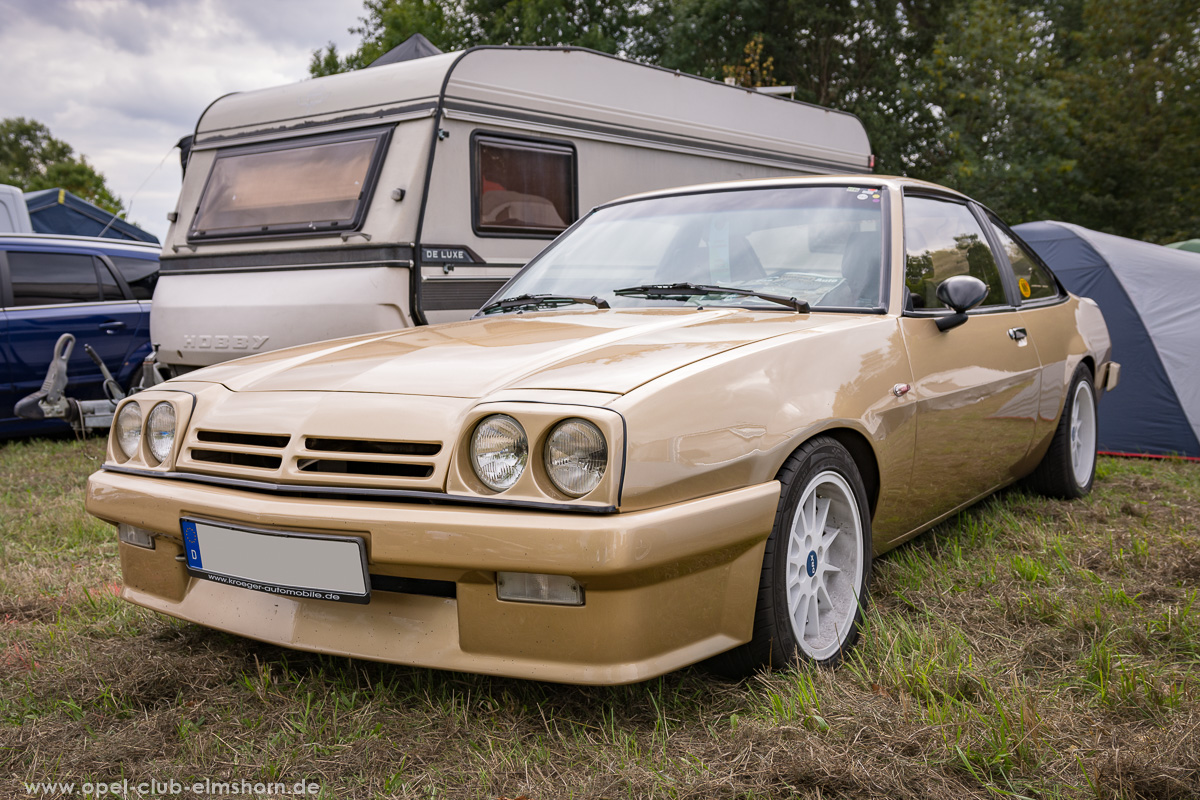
xmin=90 ymin=254 xmax=150 ymax=385
xmin=0 ymin=307 xmax=11 ymax=421
xmin=982 ymin=212 xmax=1073 ymax=446
xmin=897 ymin=193 xmax=1042 ymax=527
xmin=2 ymin=248 xmax=137 ymax=412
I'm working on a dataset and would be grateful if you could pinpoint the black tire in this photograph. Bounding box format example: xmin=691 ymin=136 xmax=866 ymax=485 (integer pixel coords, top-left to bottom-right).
xmin=1026 ymin=364 xmax=1097 ymax=499
xmin=706 ymin=436 xmax=873 ymax=678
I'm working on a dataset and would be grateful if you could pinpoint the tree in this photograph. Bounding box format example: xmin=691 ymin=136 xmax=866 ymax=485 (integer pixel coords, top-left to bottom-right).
xmin=905 ymin=0 xmax=1080 ymax=223
xmin=0 ymin=117 xmax=125 ymax=216
xmin=311 ymin=0 xmax=644 ymax=76
xmin=315 ymin=0 xmax=1199 ymax=241
xmin=1061 ymin=0 xmax=1200 ymax=242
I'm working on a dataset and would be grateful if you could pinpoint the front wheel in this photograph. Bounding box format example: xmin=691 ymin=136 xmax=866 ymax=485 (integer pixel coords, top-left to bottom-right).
xmin=706 ymin=437 xmax=872 ymax=677
xmin=1027 ymin=364 xmax=1097 ymax=499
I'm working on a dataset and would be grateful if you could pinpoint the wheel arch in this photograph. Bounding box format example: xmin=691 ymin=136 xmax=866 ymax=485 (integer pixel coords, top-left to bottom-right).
xmin=779 ymin=426 xmax=881 ymax=518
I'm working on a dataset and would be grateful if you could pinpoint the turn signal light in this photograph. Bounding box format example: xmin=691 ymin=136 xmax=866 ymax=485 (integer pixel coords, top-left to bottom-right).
xmin=496 ymin=572 xmax=583 ymax=606
xmin=118 ymin=523 xmax=155 ymax=549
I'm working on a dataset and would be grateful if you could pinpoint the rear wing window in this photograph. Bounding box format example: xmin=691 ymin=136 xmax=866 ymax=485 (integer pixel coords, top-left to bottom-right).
xmin=188 ymin=127 xmax=392 ymax=241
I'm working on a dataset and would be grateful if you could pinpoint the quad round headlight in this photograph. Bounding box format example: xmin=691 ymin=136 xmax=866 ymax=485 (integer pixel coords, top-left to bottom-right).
xmin=146 ymin=402 xmax=177 ymax=464
xmin=470 ymin=415 xmax=528 ymax=492
xmin=115 ymin=402 xmax=142 ymax=460
xmin=544 ymin=419 xmax=607 ymax=497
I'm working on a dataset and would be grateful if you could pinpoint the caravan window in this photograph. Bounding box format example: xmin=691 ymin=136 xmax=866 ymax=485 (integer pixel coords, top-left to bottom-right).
xmin=189 ymin=128 xmax=390 ymax=241
xmin=473 ymin=135 xmax=576 ymax=236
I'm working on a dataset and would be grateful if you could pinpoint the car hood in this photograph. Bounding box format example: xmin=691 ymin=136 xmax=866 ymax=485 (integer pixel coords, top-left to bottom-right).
xmin=186 ymin=308 xmax=876 ymax=398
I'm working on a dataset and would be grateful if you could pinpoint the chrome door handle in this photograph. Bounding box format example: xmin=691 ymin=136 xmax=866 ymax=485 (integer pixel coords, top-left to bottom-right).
xmin=98 ymin=321 xmax=126 ymax=335
xmin=1007 ymin=327 xmax=1027 ymax=341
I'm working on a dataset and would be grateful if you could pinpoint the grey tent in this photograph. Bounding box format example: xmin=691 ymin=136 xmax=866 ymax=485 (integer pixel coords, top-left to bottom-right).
xmin=368 ymin=33 xmax=442 ymax=67
xmin=1014 ymin=221 xmax=1200 ymax=459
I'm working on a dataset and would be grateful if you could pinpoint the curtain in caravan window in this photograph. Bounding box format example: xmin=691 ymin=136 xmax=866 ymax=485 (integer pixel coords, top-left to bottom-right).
xmin=475 ymin=137 xmax=575 ymax=235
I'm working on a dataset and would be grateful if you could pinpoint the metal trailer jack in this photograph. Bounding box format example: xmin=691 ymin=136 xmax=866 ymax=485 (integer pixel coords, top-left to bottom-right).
xmin=12 ymin=333 xmax=160 ymax=434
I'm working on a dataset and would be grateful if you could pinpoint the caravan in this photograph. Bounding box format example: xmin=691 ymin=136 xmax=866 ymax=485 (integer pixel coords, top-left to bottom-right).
xmin=151 ymin=46 xmax=872 ymax=376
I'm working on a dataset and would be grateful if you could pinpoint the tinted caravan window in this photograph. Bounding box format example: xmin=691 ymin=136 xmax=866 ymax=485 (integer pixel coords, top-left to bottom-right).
xmin=189 ymin=128 xmax=390 ymax=240
xmin=474 ymin=135 xmax=576 ymax=235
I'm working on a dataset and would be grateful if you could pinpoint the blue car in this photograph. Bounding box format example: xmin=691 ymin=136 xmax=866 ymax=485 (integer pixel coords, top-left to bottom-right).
xmin=0 ymin=234 xmax=159 ymax=436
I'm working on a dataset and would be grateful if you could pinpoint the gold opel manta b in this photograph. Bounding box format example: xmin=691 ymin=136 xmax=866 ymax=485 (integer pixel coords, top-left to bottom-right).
xmin=86 ymin=177 xmax=1118 ymax=685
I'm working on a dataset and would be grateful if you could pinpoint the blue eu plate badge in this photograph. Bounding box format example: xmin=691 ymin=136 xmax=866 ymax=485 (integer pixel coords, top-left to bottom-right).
xmin=181 ymin=519 xmax=203 ymax=569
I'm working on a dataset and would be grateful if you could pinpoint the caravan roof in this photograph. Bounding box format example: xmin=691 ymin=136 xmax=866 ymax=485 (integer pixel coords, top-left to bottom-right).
xmin=194 ymin=47 xmax=871 ymax=174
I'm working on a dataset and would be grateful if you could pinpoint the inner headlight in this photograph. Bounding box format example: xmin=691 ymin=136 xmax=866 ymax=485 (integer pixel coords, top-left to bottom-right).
xmin=471 ymin=414 xmax=528 ymax=492
xmin=115 ymin=402 xmax=142 ymax=460
xmin=544 ymin=419 xmax=607 ymax=497
xmin=146 ymin=402 xmax=177 ymax=464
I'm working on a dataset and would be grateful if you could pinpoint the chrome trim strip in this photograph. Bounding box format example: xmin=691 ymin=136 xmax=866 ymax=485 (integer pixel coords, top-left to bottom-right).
xmin=101 ymin=464 xmax=618 ymax=515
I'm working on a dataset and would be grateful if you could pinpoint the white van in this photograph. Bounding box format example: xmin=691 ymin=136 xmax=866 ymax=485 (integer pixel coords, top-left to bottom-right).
xmin=152 ymin=46 xmax=872 ymax=375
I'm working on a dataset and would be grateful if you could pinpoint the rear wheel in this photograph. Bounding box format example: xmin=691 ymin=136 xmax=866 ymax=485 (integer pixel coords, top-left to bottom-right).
xmin=706 ymin=436 xmax=872 ymax=677
xmin=1027 ymin=364 xmax=1097 ymax=498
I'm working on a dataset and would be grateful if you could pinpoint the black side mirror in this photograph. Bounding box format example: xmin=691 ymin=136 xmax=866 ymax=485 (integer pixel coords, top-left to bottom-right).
xmin=934 ymin=275 xmax=989 ymax=331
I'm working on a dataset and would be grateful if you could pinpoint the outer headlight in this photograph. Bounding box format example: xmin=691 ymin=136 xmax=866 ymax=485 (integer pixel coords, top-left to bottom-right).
xmin=471 ymin=415 xmax=528 ymax=492
xmin=544 ymin=419 xmax=607 ymax=497
xmin=146 ymin=402 xmax=177 ymax=464
xmin=115 ymin=402 xmax=142 ymax=460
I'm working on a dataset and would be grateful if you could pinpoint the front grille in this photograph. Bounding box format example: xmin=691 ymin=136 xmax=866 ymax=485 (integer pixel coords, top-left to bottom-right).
xmin=370 ymin=574 xmax=456 ymax=598
xmin=180 ymin=426 xmax=445 ymax=490
xmin=191 ymin=449 xmax=282 ymax=470
xmin=297 ymin=459 xmax=434 ymax=478
xmin=305 ymin=437 xmax=440 ymax=457
xmin=197 ymin=430 xmax=291 ymax=448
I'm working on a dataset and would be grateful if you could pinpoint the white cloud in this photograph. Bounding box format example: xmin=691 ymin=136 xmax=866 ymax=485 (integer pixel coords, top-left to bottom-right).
xmin=0 ymin=0 xmax=365 ymax=240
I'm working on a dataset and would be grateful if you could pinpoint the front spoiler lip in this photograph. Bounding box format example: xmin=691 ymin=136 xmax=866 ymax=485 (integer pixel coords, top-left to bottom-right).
xmin=100 ymin=464 xmax=617 ymax=515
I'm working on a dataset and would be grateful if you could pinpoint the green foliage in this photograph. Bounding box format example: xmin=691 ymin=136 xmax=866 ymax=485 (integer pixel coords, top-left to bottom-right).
xmin=311 ymin=0 xmax=644 ymax=75
xmin=1061 ymin=0 xmax=1200 ymax=242
xmin=316 ymin=0 xmax=1200 ymax=241
xmin=0 ymin=117 xmax=125 ymax=217
xmin=907 ymin=0 xmax=1081 ymax=223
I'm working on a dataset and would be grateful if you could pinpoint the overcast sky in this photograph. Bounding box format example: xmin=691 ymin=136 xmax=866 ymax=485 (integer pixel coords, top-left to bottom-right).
xmin=0 ymin=0 xmax=367 ymax=241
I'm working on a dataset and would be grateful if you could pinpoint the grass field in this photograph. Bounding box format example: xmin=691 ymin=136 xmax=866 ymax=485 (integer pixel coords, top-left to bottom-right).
xmin=1 ymin=435 xmax=1197 ymax=799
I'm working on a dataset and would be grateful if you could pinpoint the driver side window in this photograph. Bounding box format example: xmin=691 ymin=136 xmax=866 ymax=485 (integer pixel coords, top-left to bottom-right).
xmin=903 ymin=196 xmax=1006 ymax=310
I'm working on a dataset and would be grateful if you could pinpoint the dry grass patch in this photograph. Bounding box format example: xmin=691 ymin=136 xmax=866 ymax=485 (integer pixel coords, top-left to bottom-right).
xmin=1 ymin=437 xmax=1197 ymax=798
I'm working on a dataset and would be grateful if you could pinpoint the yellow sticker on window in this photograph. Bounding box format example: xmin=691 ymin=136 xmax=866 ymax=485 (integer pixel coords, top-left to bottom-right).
xmin=1018 ymin=278 xmax=1032 ymax=298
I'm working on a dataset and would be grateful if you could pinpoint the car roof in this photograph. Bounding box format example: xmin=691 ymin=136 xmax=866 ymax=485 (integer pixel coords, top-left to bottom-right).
xmin=597 ymin=174 xmax=970 ymax=210
xmin=0 ymin=233 xmax=161 ymax=259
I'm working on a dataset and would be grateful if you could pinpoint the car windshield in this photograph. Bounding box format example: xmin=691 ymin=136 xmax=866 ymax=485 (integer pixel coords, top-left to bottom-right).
xmin=492 ymin=185 xmax=887 ymax=313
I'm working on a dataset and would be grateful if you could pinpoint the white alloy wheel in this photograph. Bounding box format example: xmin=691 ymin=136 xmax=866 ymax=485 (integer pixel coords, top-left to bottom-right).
xmin=1070 ymin=380 xmax=1097 ymax=488
xmin=784 ymin=470 xmax=865 ymax=661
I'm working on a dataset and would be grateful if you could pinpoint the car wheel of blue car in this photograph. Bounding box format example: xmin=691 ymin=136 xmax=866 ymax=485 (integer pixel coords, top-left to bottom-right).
xmin=704 ymin=436 xmax=872 ymax=677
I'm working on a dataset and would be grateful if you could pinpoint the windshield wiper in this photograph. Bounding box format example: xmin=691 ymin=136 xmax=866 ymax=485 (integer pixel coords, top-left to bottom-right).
xmin=478 ymin=293 xmax=611 ymax=315
xmin=613 ymin=283 xmax=810 ymax=313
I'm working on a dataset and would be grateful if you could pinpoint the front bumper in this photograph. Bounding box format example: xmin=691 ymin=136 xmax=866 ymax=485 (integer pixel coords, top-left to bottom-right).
xmin=86 ymin=469 xmax=779 ymax=685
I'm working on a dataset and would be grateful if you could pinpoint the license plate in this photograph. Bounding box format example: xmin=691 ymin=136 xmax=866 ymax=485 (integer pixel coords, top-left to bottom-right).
xmin=181 ymin=519 xmax=369 ymax=604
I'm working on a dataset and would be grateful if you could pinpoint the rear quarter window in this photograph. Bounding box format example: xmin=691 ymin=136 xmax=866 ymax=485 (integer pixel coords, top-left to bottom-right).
xmin=109 ymin=255 xmax=160 ymax=300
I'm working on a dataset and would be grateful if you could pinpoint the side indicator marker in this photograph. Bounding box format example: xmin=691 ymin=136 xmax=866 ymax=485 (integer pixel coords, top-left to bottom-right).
xmin=892 ymin=383 xmax=911 ymax=398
